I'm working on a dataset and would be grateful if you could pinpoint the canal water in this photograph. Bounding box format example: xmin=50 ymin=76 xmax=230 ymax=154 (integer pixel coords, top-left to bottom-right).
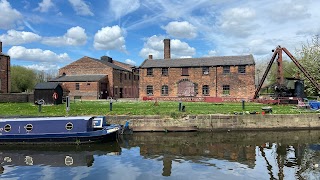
xmin=0 ymin=130 xmax=320 ymax=180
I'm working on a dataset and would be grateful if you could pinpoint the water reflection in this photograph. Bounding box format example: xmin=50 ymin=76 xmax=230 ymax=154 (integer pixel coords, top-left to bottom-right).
xmin=0 ymin=131 xmax=319 ymax=179
xmin=120 ymin=131 xmax=320 ymax=179
xmin=0 ymin=143 xmax=121 ymax=168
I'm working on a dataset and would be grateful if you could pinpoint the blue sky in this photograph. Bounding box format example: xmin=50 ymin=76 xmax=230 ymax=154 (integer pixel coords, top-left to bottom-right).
xmin=0 ymin=0 xmax=320 ymax=72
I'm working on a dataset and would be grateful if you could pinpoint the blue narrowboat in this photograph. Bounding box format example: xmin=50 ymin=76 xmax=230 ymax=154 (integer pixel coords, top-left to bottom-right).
xmin=0 ymin=116 xmax=121 ymax=144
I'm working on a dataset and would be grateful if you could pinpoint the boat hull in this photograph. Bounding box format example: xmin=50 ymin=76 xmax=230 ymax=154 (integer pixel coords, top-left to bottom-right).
xmin=0 ymin=116 xmax=121 ymax=144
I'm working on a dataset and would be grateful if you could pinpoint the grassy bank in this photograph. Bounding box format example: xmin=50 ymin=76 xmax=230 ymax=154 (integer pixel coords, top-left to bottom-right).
xmin=0 ymin=100 xmax=314 ymax=118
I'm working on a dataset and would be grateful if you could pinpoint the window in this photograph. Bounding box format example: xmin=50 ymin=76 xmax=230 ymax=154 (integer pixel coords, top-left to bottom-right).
xmin=124 ymin=74 xmax=127 ymax=80
xmin=202 ymin=67 xmax=209 ymax=75
xmin=147 ymin=68 xmax=153 ymax=76
xmin=115 ymin=88 xmax=118 ymax=95
xmin=120 ymin=73 xmax=123 ymax=82
xmin=223 ymin=66 xmax=230 ymax=74
xmin=161 ymin=85 xmax=168 ymax=96
xmin=182 ymin=67 xmax=189 ymax=76
xmin=162 ymin=68 xmax=168 ymax=76
xmin=238 ymin=65 xmax=246 ymax=74
xmin=129 ymin=74 xmax=131 ymax=80
xmin=202 ymin=85 xmax=209 ymax=95
xmin=75 ymin=83 xmax=80 ymax=90
xmin=223 ymin=85 xmax=230 ymax=95
xmin=146 ymin=85 xmax=153 ymax=95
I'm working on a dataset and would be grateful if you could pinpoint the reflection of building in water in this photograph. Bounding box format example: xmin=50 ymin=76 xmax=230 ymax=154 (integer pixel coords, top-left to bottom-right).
xmin=122 ymin=131 xmax=320 ymax=178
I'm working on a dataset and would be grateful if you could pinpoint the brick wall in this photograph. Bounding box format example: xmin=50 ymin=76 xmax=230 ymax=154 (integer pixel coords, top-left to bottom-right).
xmin=61 ymin=82 xmax=100 ymax=100
xmin=139 ymin=65 xmax=255 ymax=101
xmin=0 ymin=55 xmax=10 ymax=93
xmin=58 ymin=56 xmax=139 ymax=99
xmin=0 ymin=93 xmax=34 ymax=103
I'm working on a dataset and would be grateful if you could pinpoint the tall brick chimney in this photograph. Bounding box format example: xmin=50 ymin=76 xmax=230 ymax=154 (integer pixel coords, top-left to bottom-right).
xmin=0 ymin=41 xmax=2 ymax=53
xmin=148 ymin=54 xmax=153 ymax=60
xmin=163 ymin=39 xmax=170 ymax=59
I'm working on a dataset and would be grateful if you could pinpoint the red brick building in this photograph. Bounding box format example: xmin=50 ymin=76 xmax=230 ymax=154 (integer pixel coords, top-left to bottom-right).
xmin=139 ymin=39 xmax=255 ymax=101
xmin=50 ymin=56 xmax=139 ymax=100
xmin=0 ymin=41 xmax=10 ymax=93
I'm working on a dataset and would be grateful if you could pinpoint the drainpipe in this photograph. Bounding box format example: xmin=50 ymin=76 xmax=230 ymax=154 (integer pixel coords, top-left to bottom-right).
xmin=215 ymin=67 xmax=218 ymax=97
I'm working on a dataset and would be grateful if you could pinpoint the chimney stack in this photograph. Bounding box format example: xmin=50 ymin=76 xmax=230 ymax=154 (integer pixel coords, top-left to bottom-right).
xmin=0 ymin=41 xmax=2 ymax=53
xmin=163 ymin=39 xmax=171 ymax=59
xmin=148 ymin=54 xmax=153 ymax=60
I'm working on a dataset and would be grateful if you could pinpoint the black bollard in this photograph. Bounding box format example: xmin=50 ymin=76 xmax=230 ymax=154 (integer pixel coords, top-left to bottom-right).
xmin=38 ymin=104 xmax=42 ymax=112
xmin=110 ymin=99 xmax=113 ymax=111
xmin=242 ymin=100 xmax=245 ymax=110
xmin=178 ymin=101 xmax=182 ymax=111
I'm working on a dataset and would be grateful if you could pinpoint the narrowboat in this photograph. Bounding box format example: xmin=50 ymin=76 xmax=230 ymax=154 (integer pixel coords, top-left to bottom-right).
xmin=0 ymin=116 xmax=121 ymax=144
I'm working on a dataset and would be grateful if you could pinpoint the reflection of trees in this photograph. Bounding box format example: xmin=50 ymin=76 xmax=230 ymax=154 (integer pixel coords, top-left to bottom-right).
xmin=297 ymin=147 xmax=320 ymax=179
xmin=122 ymin=131 xmax=320 ymax=178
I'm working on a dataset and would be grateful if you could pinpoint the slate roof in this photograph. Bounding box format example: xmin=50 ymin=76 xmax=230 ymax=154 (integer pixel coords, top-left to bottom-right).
xmin=140 ymin=55 xmax=255 ymax=68
xmin=50 ymin=74 xmax=107 ymax=82
xmin=89 ymin=57 xmax=131 ymax=71
xmin=34 ymin=82 xmax=61 ymax=90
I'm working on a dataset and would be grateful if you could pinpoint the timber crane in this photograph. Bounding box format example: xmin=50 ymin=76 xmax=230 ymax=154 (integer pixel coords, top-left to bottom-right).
xmin=253 ymin=46 xmax=320 ymax=99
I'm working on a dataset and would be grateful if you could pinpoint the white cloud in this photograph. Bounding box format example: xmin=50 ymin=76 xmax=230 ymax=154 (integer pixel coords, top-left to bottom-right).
xmin=163 ymin=21 xmax=197 ymax=39
xmin=42 ymin=26 xmax=87 ymax=46
xmin=0 ymin=30 xmax=41 ymax=45
xmin=35 ymin=0 xmax=54 ymax=13
xmin=8 ymin=46 xmax=71 ymax=62
xmin=24 ymin=64 xmax=60 ymax=72
xmin=219 ymin=7 xmax=257 ymax=38
xmin=207 ymin=50 xmax=217 ymax=56
xmin=109 ymin=0 xmax=140 ymax=20
xmin=68 ymin=0 xmax=93 ymax=16
xmin=268 ymin=0 xmax=310 ymax=22
xmin=125 ymin=59 xmax=136 ymax=65
xmin=139 ymin=35 xmax=195 ymax=59
xmin=93 ymin=25 xmax=126 ymax=51
xmin=0 ymin=0 xmax=22 ymax=29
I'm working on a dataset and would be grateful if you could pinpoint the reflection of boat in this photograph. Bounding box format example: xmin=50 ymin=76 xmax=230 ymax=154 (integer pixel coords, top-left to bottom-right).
xmin=0 ymin=143 xmax=121 ymax=167
xmin=0 ymin=116 xmax=121 ymax=144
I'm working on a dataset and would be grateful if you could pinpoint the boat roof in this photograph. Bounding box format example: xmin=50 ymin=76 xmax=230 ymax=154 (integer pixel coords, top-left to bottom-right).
xmin=0 ymin=116 xmax=94 ymax=122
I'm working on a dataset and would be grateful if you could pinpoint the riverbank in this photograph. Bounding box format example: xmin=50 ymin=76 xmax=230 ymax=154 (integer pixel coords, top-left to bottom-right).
xmin=106 ymin=113 xmax=320 ymax=132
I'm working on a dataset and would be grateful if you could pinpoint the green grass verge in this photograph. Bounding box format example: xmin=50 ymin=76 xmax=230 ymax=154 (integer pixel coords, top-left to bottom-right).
xmin=0 ymin=101 xmax=316 ymax=118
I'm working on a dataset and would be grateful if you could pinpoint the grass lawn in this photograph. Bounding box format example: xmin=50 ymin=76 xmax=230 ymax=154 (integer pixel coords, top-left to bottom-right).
xmin=0 ymin=100 xmax=314 ymax=118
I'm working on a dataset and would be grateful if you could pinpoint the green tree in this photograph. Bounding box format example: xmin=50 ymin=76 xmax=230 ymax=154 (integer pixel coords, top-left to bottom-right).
xmin=11 ymin=65 xmax=37 ymax=93
xmin=294 ymin=35 xmax=320 ymax=96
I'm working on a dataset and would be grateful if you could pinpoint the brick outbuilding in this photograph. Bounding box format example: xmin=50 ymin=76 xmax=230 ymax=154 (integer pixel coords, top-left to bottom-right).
xmin=50 ymin=56 xmax=139 ymax=100
xmin=139 ymin=39 xmax=255 ymax=101
xmin=0 ymin=41 xmax=10 ymax=93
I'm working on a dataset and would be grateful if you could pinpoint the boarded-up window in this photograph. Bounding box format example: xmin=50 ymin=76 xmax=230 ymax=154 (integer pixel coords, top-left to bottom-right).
xmin=75 ymin=83 xmax=80 ymax=90
xmin=182 ymin=68 xmax=189 ymax=76
xmin=178 ymin=81 xmax=195 ymax=96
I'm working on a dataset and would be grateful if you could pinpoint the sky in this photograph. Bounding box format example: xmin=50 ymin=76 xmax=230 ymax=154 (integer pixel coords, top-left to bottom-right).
xmin=0 ymin=0 xmax=320 ymax=73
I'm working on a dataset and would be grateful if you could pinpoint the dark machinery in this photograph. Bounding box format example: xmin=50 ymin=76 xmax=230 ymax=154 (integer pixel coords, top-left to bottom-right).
xmin=253 ymin=46 xmax=320 ymax=100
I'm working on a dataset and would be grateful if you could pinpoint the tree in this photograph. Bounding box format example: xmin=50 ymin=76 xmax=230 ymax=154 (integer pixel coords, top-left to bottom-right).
xmin=294 ymin=35 xmax=320 ymax=96
xmin=11 ymin=65 xmax=37 ymax=93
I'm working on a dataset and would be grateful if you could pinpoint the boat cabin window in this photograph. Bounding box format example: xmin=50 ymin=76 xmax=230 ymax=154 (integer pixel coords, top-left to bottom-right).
xmin=25 ymin=124 xmax=33 ymax=132
xmin=66 ymin=122 xmax=73 ymax=130
xmin=4 ymin=124 xmax=11 ymax=132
